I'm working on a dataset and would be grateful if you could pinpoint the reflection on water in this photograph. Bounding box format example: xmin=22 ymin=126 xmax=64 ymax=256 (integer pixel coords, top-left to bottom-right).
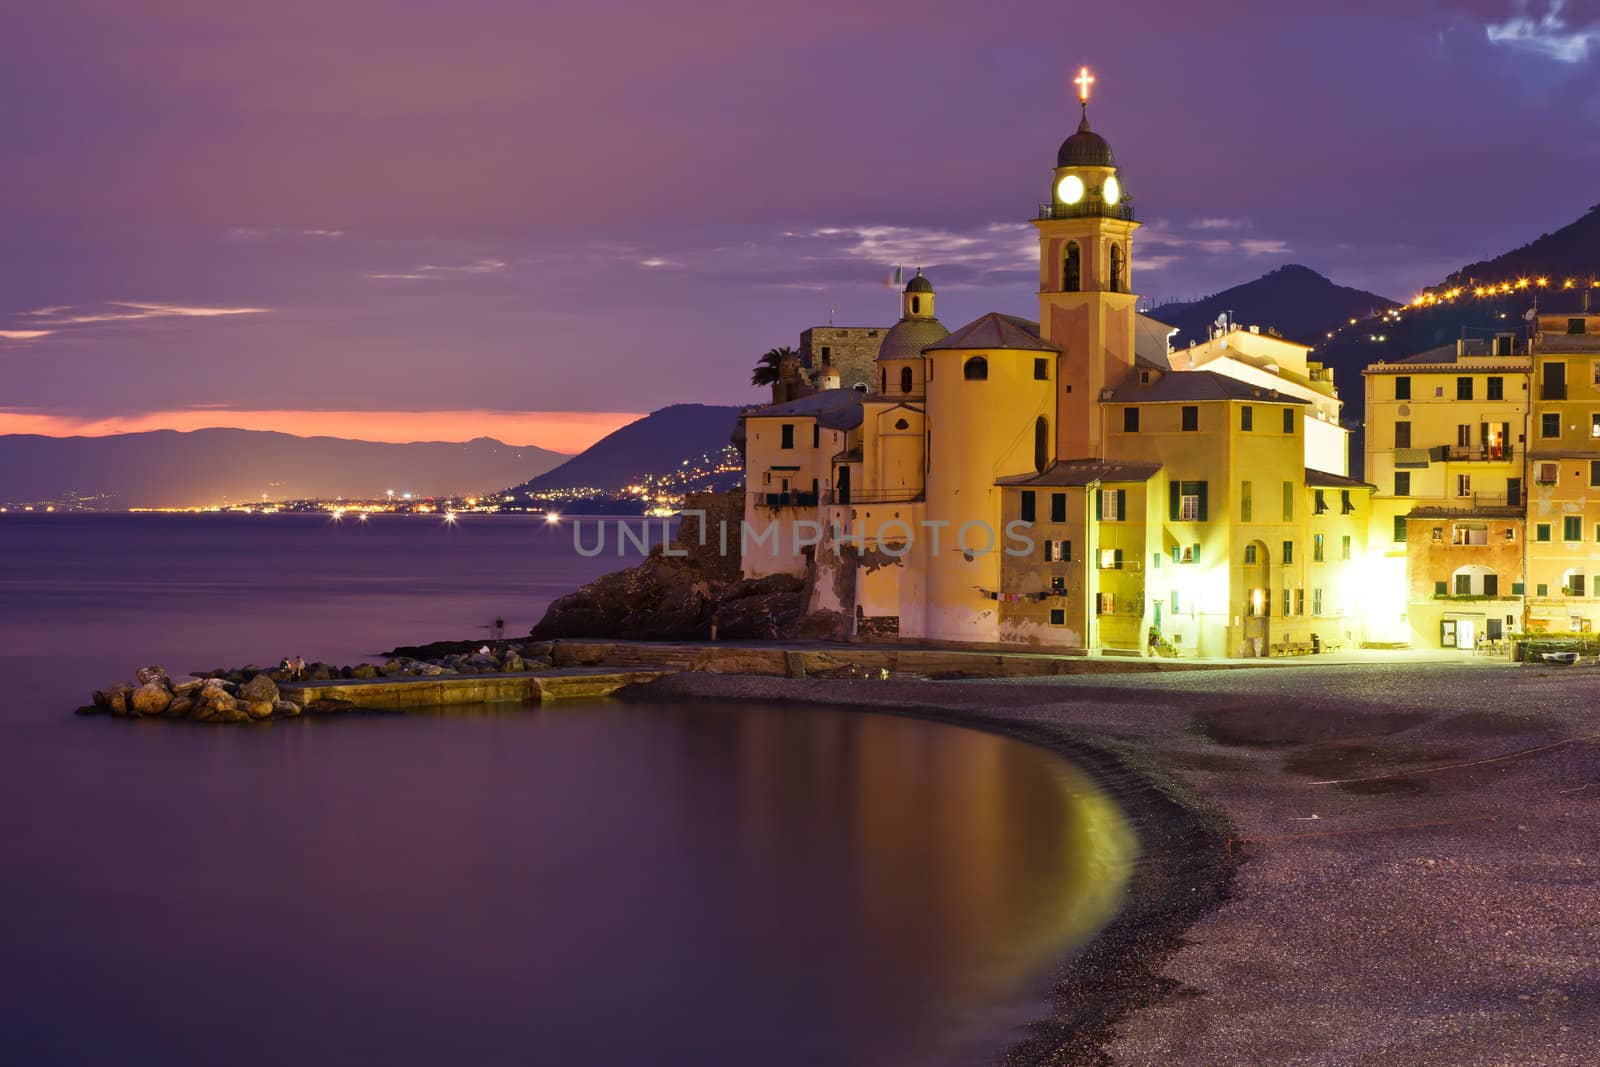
xmin=0 ymin=703 xmax=1133 ymax=1066
xmin=0 ymin=515 xmax=1135 ymax=1066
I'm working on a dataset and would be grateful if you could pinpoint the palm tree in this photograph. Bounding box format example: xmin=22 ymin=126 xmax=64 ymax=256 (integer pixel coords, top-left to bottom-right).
xmin=751 ymin=346 xmax=797 ymax=388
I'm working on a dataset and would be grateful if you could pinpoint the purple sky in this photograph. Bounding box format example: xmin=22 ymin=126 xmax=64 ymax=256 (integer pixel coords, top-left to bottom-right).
xmin=3 ymin=0 xmax=1598 ymax=449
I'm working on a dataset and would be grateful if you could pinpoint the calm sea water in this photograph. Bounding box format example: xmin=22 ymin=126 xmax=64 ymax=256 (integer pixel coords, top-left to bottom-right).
xmin=0 ymin=514 xmax=1133 ymax=1066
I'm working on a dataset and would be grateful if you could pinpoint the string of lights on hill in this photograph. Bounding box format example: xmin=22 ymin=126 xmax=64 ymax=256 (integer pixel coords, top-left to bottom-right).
xmin=1312 ymin=272 xmax=1600 ymax=350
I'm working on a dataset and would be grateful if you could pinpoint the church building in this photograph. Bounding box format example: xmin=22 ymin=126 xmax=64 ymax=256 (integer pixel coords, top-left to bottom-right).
xmin=739 ymin=72 xmax=1372 ymax=657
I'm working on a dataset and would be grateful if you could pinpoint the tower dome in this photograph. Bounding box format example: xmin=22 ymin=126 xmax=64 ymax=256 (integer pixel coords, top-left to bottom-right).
xmin=1056 ymin=112 xmax=1116 ymax=168
xmin=904 ymin=271 xmax=935 ymax=294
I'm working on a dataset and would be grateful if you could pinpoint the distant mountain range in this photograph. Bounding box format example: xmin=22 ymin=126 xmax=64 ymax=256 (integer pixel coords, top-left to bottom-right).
xmin=0 ymin=429 xmax=566 ymax=509
xmin=1148 ymin=264 xmax=1399 ymax=348
xmin=502 ymin=403 xmax=745 ymax=497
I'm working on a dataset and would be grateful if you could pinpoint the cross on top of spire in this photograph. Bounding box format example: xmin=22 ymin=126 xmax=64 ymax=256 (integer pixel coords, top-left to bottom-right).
xmin=1073 ymin=66 xmax=1095 ymax=106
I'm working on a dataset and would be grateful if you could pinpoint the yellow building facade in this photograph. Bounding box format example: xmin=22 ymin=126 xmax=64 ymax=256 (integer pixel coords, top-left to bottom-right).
xmin=739 ymin=85 xmax=1372 ymax=657
xmin=1362 ymin=311 xmax=1600 ymax=645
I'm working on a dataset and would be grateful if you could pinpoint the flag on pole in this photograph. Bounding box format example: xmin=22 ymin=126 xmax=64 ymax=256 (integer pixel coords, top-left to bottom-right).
xmin=884 ymin=265 xmax=903 ymax=288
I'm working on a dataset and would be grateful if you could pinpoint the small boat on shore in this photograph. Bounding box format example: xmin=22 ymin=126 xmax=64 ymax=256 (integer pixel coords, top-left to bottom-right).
xmin=1539 ymin=650 xmax=1581 ymax=666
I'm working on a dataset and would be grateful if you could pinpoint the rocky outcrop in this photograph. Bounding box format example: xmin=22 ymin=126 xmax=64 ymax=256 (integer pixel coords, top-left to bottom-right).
xmin=532 ymin=553 xmax=719 ymax=640
xmin=531 ymin=550 xmax=814 ymax=641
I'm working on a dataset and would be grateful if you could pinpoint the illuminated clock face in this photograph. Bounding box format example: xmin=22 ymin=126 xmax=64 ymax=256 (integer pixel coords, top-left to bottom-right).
xmin=1055 ymin=174 xmax=1085 ymax=205
xmin=1102 ymin=175 xmax=1122 ymax=206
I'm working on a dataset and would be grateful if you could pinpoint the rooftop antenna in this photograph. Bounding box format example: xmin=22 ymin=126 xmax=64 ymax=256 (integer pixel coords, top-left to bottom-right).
xmin=829 ymin=304 xmax=835 ymax=325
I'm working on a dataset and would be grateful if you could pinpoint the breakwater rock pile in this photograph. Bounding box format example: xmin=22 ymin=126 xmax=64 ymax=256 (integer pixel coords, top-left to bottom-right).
xmin=84 ymin=666 xmax=301 ymax=722
xmin=79 ymin=643 xmax=563 ymax=722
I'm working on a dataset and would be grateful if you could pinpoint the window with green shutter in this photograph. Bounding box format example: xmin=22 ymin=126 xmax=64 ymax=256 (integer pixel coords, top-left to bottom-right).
xmin=1565 ymin=516 xmax=1582 ymax=541
xmin=1512 ymin=582 xmax=1525 ymax=596
xmin=1181 ymin=406 xmax=1198 ymax=431
xmin=1020 ymin=491 xmax=1035 ymax=522
xmin=1283 ymin=481 xmax=1295 ymax=521
xmin=1241 ymin=406 xmax=1253 ymax=431
xmin=1393 ymin=515 xmax=1407 ymax=542
xmin=1435 ymin=581 xmax=1448 ymax=596
xmin=1282 ymin=540 xmax=1294 ymax=564
xmin=1395 ymin=376 xmax=1411 ymax=400
xmin=1050 ymin=493 xmax=1066 ymax=522
xmin=1240 ymin=480 xmax=1252 ymax=522
xmin=1283 ymin=407 xmax=1294 ymax=433
xmin=1536 ymin=523 xmax=1551 ymax=542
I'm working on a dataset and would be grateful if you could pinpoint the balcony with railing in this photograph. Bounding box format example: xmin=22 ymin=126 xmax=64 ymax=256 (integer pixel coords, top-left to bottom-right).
xmin=753 ymin=491 xmax=819 ymax=510
xmin=1442 ymin=443 xmax=1515 ymax=464
xmin=828 ymin=489 xmax=924 ymax=506
xmin=1037 ymin=197 xmax=1136 ymax=222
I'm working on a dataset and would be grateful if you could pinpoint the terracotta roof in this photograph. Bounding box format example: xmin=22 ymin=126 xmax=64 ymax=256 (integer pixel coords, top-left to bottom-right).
xmin=996 ymin=458 xmax=1162 ymax=487
xmin=819 ymin=404 xmax=864 ymax=431
xmin=926 ymin=312 xmax=1060 ymax=353
xmin=1305 ymin=469 xmax=1375 ymax=489
xmin=744 ymin=390 xmax=861 ymax=420
xmin=1105 ymin=370 xmax=1309 ymax=405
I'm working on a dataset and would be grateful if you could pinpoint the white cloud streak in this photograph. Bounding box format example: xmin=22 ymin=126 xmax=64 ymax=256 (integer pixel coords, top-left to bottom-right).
xmin=1486 ymin=0 xmax=1600 ymax=61
xmin=365 ymin=258 xmax=509 ymax=281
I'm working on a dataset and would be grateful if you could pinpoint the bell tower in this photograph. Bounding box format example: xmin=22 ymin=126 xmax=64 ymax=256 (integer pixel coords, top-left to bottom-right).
xmin=1035 ymin=67 xmax=1141 ymax=460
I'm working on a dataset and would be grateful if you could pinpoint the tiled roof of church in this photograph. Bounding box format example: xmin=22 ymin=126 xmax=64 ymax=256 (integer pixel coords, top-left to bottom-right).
xmin=1105 ymin=370 xmax=1309 ymax=404
xmin=925 ymin=312 xmax=1061 ymax=353
xmin=996 ymin=458 xmax=1162 ymax=487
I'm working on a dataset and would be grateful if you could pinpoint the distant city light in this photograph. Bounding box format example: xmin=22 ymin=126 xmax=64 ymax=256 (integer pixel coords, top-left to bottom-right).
xmin=443 ymin=510 xmax=458 ymax=525
xmin=358 ymin=513 xmax=368 ymax=522
xmin=545 ymin=512 xmax=561 ymax=524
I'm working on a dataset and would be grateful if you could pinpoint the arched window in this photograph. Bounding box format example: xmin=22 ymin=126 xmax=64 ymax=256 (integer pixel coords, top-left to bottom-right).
xmin=1063 ymin=241 xmax=1081 ymax=292
xmin=900 ymin=366 xmax=913 ymax=393
xmin=1109 ymin=244 xmax=1124 ymax=293
xmin=963 ymin=356 xmax=988 ymax=381
xmin=1034 ymin=416 xmax=1049 ymax=473
xmin=911 ymin=296 xmax=921 ymax=314
xmin=894 ymin=418 xmax=910 ymax=430
xmin=1452 ymin=564 xmax=1499 ymax=597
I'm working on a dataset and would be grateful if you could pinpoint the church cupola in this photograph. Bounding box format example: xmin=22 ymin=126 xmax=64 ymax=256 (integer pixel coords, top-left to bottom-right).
xmin=902 ymin=268 xmax=936 ymax=319
xmin=1043 ymin=68 xmax=1132 ymax=224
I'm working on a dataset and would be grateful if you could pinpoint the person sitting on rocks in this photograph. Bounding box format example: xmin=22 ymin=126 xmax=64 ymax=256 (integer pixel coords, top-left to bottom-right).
xmin=292 ymin=655 xmax=306 ymax=680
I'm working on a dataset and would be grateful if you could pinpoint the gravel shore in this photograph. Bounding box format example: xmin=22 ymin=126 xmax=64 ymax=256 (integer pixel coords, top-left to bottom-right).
xmin=630 ymin=655 xmax=1600 ymax=1066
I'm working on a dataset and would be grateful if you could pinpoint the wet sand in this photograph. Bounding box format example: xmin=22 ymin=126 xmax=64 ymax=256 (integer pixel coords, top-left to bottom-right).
xmin=631 ymin=656 xmax=1600 ymax=1065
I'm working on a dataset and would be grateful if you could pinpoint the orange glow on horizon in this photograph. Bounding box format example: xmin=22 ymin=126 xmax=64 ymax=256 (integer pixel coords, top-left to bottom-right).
xmin=0 ymin=408 xmax=644 ymax=454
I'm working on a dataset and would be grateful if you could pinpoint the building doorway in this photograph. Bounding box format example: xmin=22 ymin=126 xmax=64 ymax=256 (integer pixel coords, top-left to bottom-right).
xmin=1242 ymin=539 xmax=1270 ymax=656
